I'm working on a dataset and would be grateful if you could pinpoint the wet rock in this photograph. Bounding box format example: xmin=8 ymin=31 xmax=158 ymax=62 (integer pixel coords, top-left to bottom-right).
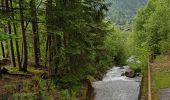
xmin=121 ymin=73 xmax=125 ymax=76
xmin=136 ymin=73 xmax=140 ymax=76
xmin=120 ymin=66 xmax=124 ymax=69
xmin=125 ymin=69 xmax=135 ymax=78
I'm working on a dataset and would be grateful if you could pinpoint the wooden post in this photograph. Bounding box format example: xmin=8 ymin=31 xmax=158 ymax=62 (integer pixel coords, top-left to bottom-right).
xmin=148 ymin=56 xmax=152 ymax=100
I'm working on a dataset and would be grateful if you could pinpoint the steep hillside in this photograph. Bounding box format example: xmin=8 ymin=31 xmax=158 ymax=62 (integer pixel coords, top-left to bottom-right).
xmin=106 ymin=0 xmax=147 ymax=30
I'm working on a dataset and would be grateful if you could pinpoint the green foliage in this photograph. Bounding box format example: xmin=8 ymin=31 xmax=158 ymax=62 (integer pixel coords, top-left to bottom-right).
xmin=154 ymin=55 xmax=168 ymax=63
xmin=132 ymin=0 xmax=170 ymax=54
xmin=128 ymin=0 xmax=170 ymax=71
xmin=154 ymin=71 xmax=170 ymax=90
xmin=13 ymin=93 xmax=36 ymax=100
xmin=126 ymin=31 xmax=149 ymax=71
xmin=104 ymin=25 xmax=127 ymax=66
xmin=3 ymin=83 xmax=16 ymax=93
xmin=152 ymin=55 xmax=170 ymax=91
xmin=0 ymin=32 xmax=12 ymax=41
xmin=44 ymin=0 xmax=103 ymax=83
xmin=45 ymin=0 xmax=128 ymax=88
xmin=59 ymin=89 xmax=77 ymax=100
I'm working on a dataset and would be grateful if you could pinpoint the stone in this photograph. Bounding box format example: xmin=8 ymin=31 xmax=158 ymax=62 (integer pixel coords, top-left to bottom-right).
xmin=136 ymin=73 xmax=140 ymax=76
xmin=125 ymin=69 xmax=135 ymax=78
xmin=121 ymin=73 xmax=125 ymax=76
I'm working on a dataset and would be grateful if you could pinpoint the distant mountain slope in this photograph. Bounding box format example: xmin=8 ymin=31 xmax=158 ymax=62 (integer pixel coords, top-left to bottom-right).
xmin=106 ymin=0 xmax=147 ymax=29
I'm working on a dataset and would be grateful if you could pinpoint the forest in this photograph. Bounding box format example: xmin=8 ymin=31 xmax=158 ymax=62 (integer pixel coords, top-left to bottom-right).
xmin=0 ymin=0 xmax=170 ymax=99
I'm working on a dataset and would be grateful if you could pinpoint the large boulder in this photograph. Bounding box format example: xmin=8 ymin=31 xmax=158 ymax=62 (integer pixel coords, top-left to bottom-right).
xmin=125 ymin=69 xmax=135 ymax=78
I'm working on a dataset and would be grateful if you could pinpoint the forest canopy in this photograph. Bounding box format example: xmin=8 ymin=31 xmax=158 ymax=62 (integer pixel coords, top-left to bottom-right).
xmin=0 ymin=0 xmax=126 ymax=88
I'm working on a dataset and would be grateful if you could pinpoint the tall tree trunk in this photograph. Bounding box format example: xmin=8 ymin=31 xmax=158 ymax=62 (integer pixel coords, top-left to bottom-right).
xmin=10 ymin=0 xmax=22 ymax=70
xmin=4 ymin=27 xmax=10 ymax=58
xmin=1 ymin=42 xmax=5 ymax=58
xmin=30 ymin=0 xmax=41 ymax=67
xmin=1 ymin=0 xmax=5 ymax=58
xmin=44 ymin=36 xmax=49 ymax=67
xmin=1 ymin=0 xmax=9 ymax=58
xmin=19 ymin=0 xmax=28 ymax=72
xmin=5 ymin=0 xmax=16 ymax=67
xmin=46 ymin=0 xmax=53 ymax=76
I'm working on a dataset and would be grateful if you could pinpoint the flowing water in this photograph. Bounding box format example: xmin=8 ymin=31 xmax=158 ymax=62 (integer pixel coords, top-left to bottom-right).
xmin=92 ymin=66 xmax=142 ymax=100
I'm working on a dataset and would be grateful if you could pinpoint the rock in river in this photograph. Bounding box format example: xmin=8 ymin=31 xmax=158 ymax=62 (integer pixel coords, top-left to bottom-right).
xmin=125 ymin=69 xmax=135 ymax=78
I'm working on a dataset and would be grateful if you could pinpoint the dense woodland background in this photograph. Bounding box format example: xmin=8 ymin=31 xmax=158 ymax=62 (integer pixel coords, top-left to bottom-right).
xmin=106 ymin=0 xmax=147 ymax=30
xmin=0 ymin=0 xmax=170 ymax=99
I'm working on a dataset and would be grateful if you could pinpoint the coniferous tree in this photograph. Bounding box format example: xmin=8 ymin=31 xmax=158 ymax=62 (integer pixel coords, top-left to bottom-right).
xmin=19 ymin=0 xmax=28 ymax=72
xmin=5 ymin=0 xmax=16 ymax=67
xmin=10 ymin=0 xmax=22 ymax=70
xmin=30 ymin=0 xmax=41 ymax=67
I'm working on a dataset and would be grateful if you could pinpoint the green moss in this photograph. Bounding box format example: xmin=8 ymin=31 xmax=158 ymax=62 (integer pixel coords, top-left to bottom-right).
xmin=4 ymin=66 xmax=44 ymax=75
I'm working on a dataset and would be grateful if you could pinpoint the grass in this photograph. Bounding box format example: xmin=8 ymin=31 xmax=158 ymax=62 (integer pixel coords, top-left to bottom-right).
xmin=0 ymin=66 xmax=89 ymax=99
xmin=151 ymin=55 xmax=170 ymax=100
xmin=4 ymin=66 xmax=45 ymax=75
xmin=153 ymin=71 xmax=170 ymax=90
xmin=0 ymin=66 xmax=58 ymax=99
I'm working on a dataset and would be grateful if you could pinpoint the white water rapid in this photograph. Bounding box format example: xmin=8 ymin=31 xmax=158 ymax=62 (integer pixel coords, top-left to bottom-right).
xmin=92 ymin=66 xmax=142 ymax=100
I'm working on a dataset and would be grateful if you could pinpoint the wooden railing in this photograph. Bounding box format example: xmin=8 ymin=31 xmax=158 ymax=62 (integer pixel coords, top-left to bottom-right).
xmin=148 ymin=56 xmax=152 ymax=100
